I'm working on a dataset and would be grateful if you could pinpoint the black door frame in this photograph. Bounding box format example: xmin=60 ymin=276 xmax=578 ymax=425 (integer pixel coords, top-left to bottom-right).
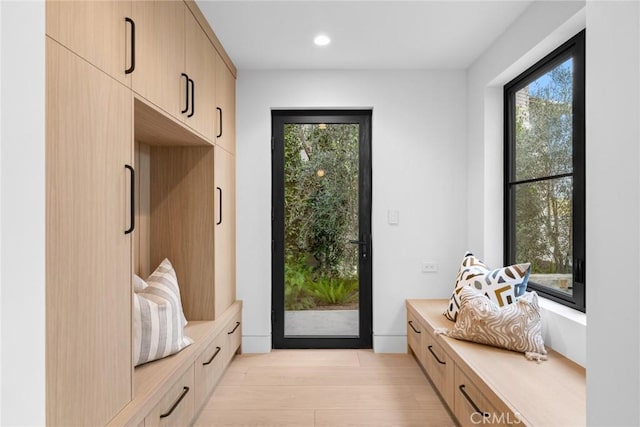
xmin=271 ymin=109 xmax=372 ymax=349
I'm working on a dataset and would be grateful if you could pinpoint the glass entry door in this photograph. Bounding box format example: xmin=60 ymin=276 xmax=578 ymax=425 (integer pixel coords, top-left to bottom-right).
xmin=272 ymin=110 xmax=372 ymax=349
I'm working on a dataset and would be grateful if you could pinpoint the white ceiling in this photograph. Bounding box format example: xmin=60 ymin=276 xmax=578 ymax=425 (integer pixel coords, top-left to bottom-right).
xmin=197 ymin=1 xmax=534 ymax=70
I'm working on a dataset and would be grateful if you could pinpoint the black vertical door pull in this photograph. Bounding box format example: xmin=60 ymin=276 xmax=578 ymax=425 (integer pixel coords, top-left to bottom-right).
xmin=216 ymin=107 xmax=223 ymax=138
xmin=181 ymin=73 xmax=189 ymax=114
xmin=216 ymin=187 xmax=223 ymax=225
xmin=125 ymin=165 xmax=135 ymax=234
xmin=188 ymin=78 xmax=195 ymax=118
xmin=125 ymin=17 xmax=135 ymax=74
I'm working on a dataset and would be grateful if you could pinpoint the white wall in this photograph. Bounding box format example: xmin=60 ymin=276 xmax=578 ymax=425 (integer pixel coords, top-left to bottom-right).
xmin=0 ymin=1 xmax=46 ymax=425
xmin=585 ymin=2 xmax=640 ymax=425
xmin=237 ymin=70 xmax=467 ymax=353
xmin=467 ymin=0 xmax=640 ymax=424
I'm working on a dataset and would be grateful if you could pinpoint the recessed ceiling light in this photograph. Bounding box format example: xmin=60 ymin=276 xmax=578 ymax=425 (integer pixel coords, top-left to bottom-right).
xmin=314 ymin=34 xmax=331 ymax=47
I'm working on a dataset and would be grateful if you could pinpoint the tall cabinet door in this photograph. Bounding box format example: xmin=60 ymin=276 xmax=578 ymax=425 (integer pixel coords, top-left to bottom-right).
xmin=46 ymin=0 xmax=133 ymax=86
xmin=214 ymin=146 xmax=236 ymax=317
xmin=215 ymin=53 xmax=236 ymax=154
xmin=184 ymin=9 xmax=217 ymax=140
xmin=46 ymin=38 xmax=132 ymax=426
xmin=131 ymin=0 xmax=184 ymax=119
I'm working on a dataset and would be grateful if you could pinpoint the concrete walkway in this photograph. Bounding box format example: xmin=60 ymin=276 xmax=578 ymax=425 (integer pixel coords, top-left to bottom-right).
xmin=284 ymin=310 xmax=359 ymax=336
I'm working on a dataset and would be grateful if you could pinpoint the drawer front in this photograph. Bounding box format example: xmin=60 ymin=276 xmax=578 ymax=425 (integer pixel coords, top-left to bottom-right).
xmin=422 ymin=331 xmax=454 ymax=409
xmin=145 ymin=366 xmax=195 ymax=427
xmin=194 ymin=332 xmax=226 ymax=410
xmin=406 ymin=309 xmax=424 ymax=363
xmin=224 ymin=311 xmax=242 ymax=366
xmin=454 ymin=366 xmax=518 ymax=427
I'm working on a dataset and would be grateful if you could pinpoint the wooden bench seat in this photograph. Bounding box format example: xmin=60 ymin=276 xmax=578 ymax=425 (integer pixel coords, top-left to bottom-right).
xmin=108 ymin=301 xmax=242 ymax=427
xmin=407 ymin=299 xmax=585 ymax=426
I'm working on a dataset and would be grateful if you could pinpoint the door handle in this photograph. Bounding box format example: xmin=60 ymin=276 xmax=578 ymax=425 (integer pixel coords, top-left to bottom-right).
xmin=348 ymin=240 xmax=366 ymax=245
xmin=348 ymin=239 xmax=369 ymax=259
xmin=216 ymin=107 xmax=223 ymax=138
xmin=216 ymin=186 xmax=222 ymax=225
xmin=124 ymin=165 xmax=135 ymax=234
xmin=125 ymin=17 xmax=135 ymax=74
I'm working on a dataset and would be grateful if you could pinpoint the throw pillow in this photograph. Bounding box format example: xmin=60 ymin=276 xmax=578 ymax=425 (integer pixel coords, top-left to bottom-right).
xmin=133 ymin=274 xmax=148 ymax=292
xmin=440 ymin=286 xmax=547 ymax=360
xmin=443 ymin=252 xmax=530 ymax=322
xmin=133 ymin=259 xmax=192 ymax=366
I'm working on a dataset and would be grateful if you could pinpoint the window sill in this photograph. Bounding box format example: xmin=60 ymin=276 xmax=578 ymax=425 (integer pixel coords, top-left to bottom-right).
xmin=538 ymin=296 xmax=586 ymax=367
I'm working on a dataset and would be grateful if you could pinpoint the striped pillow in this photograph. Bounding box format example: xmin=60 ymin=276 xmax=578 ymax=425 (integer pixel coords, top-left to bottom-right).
xmin=133 ymin=259 xmax=192 ymax=366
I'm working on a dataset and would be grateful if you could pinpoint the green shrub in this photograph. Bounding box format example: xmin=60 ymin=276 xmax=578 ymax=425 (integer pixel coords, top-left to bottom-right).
xmin=284 ymin=255 xmax=315 ymax=310
xmin=310 ymin=277 xmax=358 ymax=306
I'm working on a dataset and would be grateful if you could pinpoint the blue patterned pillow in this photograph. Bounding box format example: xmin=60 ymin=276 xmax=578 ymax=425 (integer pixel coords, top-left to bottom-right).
xmin=444 ymin=252 xmax=530 ymax=322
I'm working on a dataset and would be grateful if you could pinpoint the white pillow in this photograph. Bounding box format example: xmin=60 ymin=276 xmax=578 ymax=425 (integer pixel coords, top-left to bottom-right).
xmin=133 ymin=259 xmax=192 ymax=366
xmin=133 ymin=274 xmax=148 ymax=292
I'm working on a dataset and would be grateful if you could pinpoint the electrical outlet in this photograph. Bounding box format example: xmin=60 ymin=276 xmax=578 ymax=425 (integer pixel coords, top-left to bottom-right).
xmin=422 ymin=262 xmax=438 ymax=273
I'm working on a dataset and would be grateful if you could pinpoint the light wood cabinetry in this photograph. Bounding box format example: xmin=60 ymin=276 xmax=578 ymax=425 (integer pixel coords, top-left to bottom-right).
xmin=215 ymin=53 xmax=236 ymax=154
xmin=145 ymin=366 xmax=195 ymax=427
xmin=184 ymin=9 xmax=217 ymax=140
xmin=47 ymin=1 xmax=238 ymax=424
xmin=224 ymin=309 xmax=243 ymax=364
xmin=131 ymin=0 xmax=185 ymax=119
xmin=148 ymin=146 xmax=216 ymax=321
xmin=46 ymin=0 xmax=133 ymax=86
xmin=454 ymin=367 xmax=503 ymax=427
xmin=194 ymin=333 xmax=226 ymax=410
xmin=422 ymin=328 xmax=454 ymax=410
xmin=46 ymin=37 xmax=133 ymax=426
xmin=214 ymin=146 xmax=237 ymax=317
xmin=406 ymin=299 xmax=586 ymax=427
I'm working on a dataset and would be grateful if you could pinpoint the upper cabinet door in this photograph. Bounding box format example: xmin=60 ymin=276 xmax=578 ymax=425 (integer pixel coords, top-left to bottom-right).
xmin=215 ymin=53 xmax=236 ymax=154
xmin=184 ymin=9 xmax=217 ymax=141
xmin=46 ymin=37 xmax=132 ymax=426
xmin=131 ymin=0 xmax=185 ymax=119
xmin=46 ymin=0 xmax=133 ymax=86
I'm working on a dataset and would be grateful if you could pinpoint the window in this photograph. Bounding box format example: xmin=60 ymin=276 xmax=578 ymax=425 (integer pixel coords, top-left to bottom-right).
xmin=504 ymin=30 xmax=585 ymax=312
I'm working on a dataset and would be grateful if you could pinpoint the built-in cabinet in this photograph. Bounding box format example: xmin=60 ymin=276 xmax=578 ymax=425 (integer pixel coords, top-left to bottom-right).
xmin=406 ymin=300 xmax=586 ymax=427
xmin=46 ymin=37 xmax=133 ymax=427
xmin=46 ymin=1 xmax=133 ymax=86
xmin=46 ymin=1 xmax=238 ymax=425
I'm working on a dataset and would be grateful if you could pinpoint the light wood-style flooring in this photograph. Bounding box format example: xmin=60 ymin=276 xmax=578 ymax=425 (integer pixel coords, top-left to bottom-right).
xmin=194 ymin=350 xmax=455 ymax=426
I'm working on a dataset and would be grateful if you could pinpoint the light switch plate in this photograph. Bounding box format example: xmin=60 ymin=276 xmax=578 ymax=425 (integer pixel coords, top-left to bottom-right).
xmin=387 ymin=210 xmax=399 ymax=225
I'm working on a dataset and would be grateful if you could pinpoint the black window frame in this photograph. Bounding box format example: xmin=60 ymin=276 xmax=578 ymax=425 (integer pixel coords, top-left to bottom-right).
xmin=504 ymin=29 xmax=585 ymax=312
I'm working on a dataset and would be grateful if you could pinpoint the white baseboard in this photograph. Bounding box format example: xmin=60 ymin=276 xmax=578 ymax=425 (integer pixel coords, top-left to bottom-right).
xmin=241 ymin=335 xmax=272 ymax=353
xmin=373 ymin=335 xmax=407 ymax=353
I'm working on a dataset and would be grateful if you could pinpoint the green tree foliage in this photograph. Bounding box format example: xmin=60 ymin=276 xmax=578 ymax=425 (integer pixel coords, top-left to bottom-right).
xmin=514 ymin=60 xmax=573 ymax=275
xmin=283 ymin=123 xmax=360 ymax=309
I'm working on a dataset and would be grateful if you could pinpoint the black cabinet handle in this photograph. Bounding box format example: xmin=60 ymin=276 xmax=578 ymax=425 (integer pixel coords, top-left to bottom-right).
xmin=188 ymin=78 xmax=195 ymax=118
xmin=203 ymin=346 xmax=222 ymax=366
xmin=427 ymin=345 xmax=446 ymax=365
xmin=227 ymin=321 xmax=240 ymax=335
xmin=459 ymin=385 xmax=489 ymax=418
xmin=159 ymin=386 xmax=189 ymax=419
xmin=408 ymin=320 xmax=421 ymax=334
xmin=124 ymin=165 xmax=135 ymax=234
xmin=216 ymin=107 xmax=223 ymax=138
xmin=181 ymin=73 xmax=189 ymax=114
xmin=216 ymin=186 xmax=222 ymax=225
xmin=125 ymin=17 xmax=135 ymax=74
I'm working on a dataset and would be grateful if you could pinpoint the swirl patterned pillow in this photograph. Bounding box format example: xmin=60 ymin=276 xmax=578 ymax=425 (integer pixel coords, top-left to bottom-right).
xmin=441 ymin=286 xmax=547 ymax=360
xmin=443 ymin=252 xmax=530 ymax=321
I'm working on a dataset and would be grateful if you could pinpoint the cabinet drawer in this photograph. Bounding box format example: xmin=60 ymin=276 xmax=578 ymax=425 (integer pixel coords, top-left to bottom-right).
xmin=224 ymin=311 xmax=242 ymax=365
xmin=145 ymin=366 xmax=195 ymax=427
xmin=406 ymin=309 xmax=424 ymax=363
xmin=422 ymin=331 xmax=454 ymax=409
xmin=194 ymin=332 xmax=226 ymax=410
xmin=454 ymin=366 xmax=518 ymax=427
